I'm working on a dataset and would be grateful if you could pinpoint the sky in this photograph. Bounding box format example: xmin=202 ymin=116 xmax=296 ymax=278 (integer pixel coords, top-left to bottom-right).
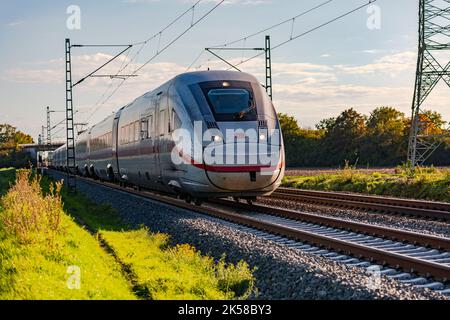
xmin=0 ymin=0 xmax=449 ymax=142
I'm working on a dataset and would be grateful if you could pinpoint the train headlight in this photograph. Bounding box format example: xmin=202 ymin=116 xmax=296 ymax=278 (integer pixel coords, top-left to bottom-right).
xmin=259 ymin=133 xmax=267 ymax=141
xmin=213 ymin=135 xmax=223 ymax=143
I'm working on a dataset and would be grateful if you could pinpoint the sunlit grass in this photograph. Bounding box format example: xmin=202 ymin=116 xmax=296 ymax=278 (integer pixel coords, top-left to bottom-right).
xmin=283 ymin=166 xmax=450 ymax=202
xmin=101 ymin=228 xmax=255 ymax=300
xmin=0 ymin=170 xmax=256 ymax=300
xmin=0 ymin=170 xmax=136 ymax=300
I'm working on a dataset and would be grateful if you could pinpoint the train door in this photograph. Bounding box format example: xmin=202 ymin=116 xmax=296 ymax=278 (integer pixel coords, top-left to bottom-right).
xmin=156 ymin=92 xmax=167 ymax=182
xmin=112 ymin=110 xmax=122 ymax=179
xmin=139 ymin=112 xmax=155 ymax=185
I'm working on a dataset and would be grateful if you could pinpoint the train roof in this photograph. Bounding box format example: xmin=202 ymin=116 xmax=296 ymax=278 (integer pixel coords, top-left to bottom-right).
xmin=172 ymin=70 xmax=259 ymax=86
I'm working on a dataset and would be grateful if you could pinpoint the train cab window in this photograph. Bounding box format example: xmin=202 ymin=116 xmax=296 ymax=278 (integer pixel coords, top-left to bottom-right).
xmin=199 ymin=81 xmax=257 ymax=122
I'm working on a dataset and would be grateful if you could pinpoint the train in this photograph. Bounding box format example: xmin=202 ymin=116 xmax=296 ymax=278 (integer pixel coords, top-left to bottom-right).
xmin=52 ymin=70 xmax=285 ymax=204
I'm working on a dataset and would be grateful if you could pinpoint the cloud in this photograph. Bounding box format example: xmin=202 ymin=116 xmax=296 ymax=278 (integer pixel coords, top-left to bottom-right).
xmin=5 ymin=20 xmax=25 ymax=27
xmin=336 ymin=51 xmax=416 ymax=76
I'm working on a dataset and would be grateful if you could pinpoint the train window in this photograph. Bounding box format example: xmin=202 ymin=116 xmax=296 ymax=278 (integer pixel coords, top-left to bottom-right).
xmin=127 ymin=124 xmax=133 ymax=143
xmin=134 ymin=121 xmax=140 ymax=142
xmin=170 ymin=110 xmax=181 ymax=132
xmin=141 ymin=118 xmax=148 ymax=139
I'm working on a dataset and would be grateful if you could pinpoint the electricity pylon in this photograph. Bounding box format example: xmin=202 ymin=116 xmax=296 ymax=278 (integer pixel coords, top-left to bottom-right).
xmin=408 ymin=0 xmax=450 ymax=167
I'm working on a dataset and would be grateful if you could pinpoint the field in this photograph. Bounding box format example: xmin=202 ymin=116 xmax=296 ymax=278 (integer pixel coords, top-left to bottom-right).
xmin=283 ymin=166 xmax=450 ymax=202
xmin=0 ymin=169 xmax=254 ymax=300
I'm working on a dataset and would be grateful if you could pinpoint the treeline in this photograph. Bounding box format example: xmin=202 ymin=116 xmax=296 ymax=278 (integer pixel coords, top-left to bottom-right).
xmin=279 ymin=107 xmax=450 ymax=167
xmin=0 ymin=124 xmax=34 ymax=168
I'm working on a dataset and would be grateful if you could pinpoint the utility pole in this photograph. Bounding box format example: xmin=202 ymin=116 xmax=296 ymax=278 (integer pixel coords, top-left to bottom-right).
xmin=41 ymin=126 xmax=45 ymax=148
xmin=65 ymin=38 xmax=76 ymax=191
xmin=265 ymin=35 xmax=273 ymax=100
xmin=46 ymin=106 xmax=52 ymax=146
xmin=64 ymin=38 xmax=134 ymax=191
xmin=205 ymin=35 xmax=273 ymax=100
xmin=408 ymin=0 xmax=450 ymax=167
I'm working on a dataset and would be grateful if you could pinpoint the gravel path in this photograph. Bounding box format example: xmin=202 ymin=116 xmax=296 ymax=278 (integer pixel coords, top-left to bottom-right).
xmin=257 ymin=198 xmax=450 ymax=238
xmin=50 ymin=172 xmax=446 ymax=300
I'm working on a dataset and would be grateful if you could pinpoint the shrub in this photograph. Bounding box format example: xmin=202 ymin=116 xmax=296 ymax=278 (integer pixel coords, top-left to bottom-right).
xmin=0 ymin=170 xmax=64 ymax=245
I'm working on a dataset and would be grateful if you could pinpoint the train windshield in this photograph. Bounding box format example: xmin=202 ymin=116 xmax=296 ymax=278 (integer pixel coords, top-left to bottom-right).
xmin=199 ymin=81 xmax=257 ymax=121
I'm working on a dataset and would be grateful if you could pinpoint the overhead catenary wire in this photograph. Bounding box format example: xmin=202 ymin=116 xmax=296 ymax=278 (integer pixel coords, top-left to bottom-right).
xmin=210 ymin=0 xmax=334 ymax=48
xmin=186 ymin=0 xmax=334 ymax=71
xmin=222 ymin=0 xmax=377 ymax=71
xmin=82 ymin=0 xmax=224 ymax=126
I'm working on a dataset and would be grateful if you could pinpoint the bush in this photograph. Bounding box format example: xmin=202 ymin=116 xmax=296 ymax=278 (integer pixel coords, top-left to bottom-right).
xmin=0 ymin=170 xmax=64 ymax=245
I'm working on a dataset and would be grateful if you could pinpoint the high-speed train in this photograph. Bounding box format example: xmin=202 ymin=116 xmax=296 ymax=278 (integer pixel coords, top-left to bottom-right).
xmin=52 ymin=70 xmax=285 ymax=203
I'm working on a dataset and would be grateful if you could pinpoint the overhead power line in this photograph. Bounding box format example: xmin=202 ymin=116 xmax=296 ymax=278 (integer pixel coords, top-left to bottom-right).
xmin=83 ymin=0 xmax=224 ymax=125
xmin=194 ymin=0 xmax=376 ymax=72
xmin=229 ymin=0 xmax=377 ymax=70
xmin=210 ymin=0 xmax=334 ymax=48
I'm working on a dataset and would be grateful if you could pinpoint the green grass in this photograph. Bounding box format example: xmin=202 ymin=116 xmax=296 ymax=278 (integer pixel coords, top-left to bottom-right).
xmin=100 ymin=229 xmax=255 ymax=300
xmin=0 ymin=171 xmax=136 ymax=300
xmin=283 ymin=166 xmax=450 ymax=202
xmin=0 ymin=170 xmax=255 ymax=300
xmin=0 ymin=214 xmax=137 ymax=300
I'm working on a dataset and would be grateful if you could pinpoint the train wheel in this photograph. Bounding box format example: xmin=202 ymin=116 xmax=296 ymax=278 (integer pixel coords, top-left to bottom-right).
xmin=194 ymin=199 xmax=203 ymax=206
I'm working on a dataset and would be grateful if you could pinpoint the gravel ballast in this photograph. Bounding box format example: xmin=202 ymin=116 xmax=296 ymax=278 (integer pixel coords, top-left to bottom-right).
xmin=50 ymin=172 xmax=446 ymax=300
xmin=257 ymin=197 xmax=450 ymax=238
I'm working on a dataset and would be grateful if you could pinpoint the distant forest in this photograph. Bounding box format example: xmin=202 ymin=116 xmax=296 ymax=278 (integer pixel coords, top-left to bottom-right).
xmin=0 ymin=124 xmax=34 ymax=168
xmin=278 ymin=107 xmax=450 ymax=168
xmin=1 ymin=107 xmax=449 ymax=169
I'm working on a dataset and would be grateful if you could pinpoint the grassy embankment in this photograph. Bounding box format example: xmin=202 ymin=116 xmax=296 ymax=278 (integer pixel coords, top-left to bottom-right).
xmin=0 ymin=169 xmax=254 ymax=300
xmin=283 ymin=166 xmax=450 ymax=202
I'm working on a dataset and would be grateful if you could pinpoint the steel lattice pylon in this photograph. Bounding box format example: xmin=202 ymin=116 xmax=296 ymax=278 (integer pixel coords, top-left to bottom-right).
xmin=408 ymin=0 xmax=450 ymax=166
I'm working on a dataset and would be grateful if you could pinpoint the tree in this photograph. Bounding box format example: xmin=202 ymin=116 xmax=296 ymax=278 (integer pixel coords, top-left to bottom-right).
xmin=362 ymin=107 xmax=407 ymax=165
xmin=320 ymin=108 xmax=367 ymax=165
xmin=277 ymin=113 xmax=301 ymax=138
xmin=0 ymin=124 xmax=34 ymax=168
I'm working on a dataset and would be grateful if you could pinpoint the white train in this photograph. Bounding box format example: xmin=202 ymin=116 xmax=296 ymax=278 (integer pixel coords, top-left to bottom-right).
xmin=53 ymin=70 xmax=285 ymax=203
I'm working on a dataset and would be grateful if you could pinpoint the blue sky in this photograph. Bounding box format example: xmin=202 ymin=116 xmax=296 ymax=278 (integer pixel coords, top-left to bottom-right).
xmin=1 ymin=0 xmax=449 ymax=142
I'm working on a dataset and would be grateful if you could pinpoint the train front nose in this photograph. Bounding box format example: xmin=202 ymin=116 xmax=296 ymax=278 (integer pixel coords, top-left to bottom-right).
xmin=202 ymin=141 xmax=283 ymax=192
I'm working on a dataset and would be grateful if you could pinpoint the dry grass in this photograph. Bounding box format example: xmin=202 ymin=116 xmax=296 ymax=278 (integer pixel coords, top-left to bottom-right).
xmin=0 ymin=170 xmax=64 ymax=245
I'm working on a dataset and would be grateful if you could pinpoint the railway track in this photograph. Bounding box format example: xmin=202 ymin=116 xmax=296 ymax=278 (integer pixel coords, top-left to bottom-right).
xmin=270 ymin=188 xmax=450 ymax=221
xmin=47 ymin=171 xmax=450 ymax=293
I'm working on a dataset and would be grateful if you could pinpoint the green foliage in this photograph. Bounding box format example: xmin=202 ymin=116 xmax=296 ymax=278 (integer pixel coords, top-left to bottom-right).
xmin=283 ymin=167 xmax=450 ymax=202
xmin=278 ymin=107 xmax=450 ymax=167
xmin=0 ymin=124 xmax=34 ymax=169
xmin=100 ymin=228 xmax=255 ymax=300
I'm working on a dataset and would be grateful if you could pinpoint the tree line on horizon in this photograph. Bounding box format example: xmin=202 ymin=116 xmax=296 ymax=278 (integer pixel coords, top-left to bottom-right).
xmin=278 ymin=106 xmax=450 ymax=168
